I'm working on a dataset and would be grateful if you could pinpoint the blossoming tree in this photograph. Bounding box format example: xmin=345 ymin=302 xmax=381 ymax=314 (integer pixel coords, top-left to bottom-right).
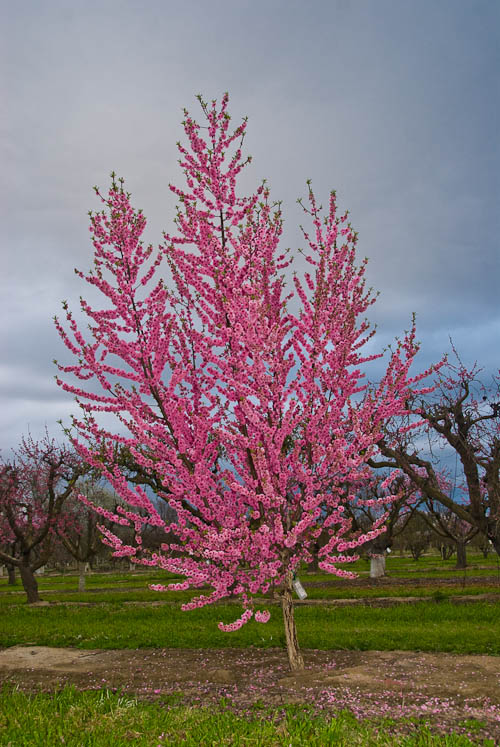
xmin=55 ymin=94 xmax=436 ymax=670
xmin=0 ymin=434 xmax=86 ymax=603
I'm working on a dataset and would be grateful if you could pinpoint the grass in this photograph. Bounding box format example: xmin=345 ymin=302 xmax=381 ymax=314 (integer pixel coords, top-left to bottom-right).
xmin=0 ymin=685 xmax=492 ymax=746
xmin=0 ymin=587 xmax=197 ymax=606
xmin=1 ymin=598 xmax=500 ymax=654
xmin=1 ymin=554 xmax=499 ymax=744
xmin=1 ymin=551 xmax=499 ymax=607
xmin=0 ymin=569 xmax=183 ymax=593
xmin=1 ymin=583 xmax=500 ymax=609
xmin=2 ymin=551 xmax=499 ymax=594
xmin=303 ymin=552 xmax=500 ymax=581
xmin=1 ymin=553 xmax=499 ymax=655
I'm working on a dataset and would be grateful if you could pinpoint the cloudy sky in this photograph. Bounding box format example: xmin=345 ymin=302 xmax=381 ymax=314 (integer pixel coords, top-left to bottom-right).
xmin=1 ymin=0 xmax=499 ymax=455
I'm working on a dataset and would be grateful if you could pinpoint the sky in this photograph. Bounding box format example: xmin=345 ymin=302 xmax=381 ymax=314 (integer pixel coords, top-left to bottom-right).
xmin=1 ymin=0 xmax=499 ymax=456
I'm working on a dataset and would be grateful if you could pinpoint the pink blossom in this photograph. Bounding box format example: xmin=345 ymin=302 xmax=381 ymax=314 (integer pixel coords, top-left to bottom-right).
xmin=54 ymin=94 xmax=439 ymax=641
xmin=255 ymin=610 xmax=271 ymax=624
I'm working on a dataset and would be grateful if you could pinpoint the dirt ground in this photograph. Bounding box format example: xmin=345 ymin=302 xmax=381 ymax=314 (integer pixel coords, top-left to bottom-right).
xmin=1 ymin=646 xmax=500 ymax=740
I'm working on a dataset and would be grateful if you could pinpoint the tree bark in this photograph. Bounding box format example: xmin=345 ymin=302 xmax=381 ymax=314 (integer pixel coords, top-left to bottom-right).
xmin=78 ymin=561 xmax=86 ymax=592
xmin=281 ymin=571 xmax=304 ymax=671
xmin=19 ymin=562 xmax=41 ymax=603
xmin=455 ymin=540 xmax=467 ymax=569
xmin=7 ymin=564 xmax=16 ymax=585
xmin=439 ymin=544 xmax=455 ymax=561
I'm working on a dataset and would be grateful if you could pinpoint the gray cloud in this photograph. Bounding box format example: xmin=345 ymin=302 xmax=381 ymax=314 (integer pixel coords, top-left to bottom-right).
xmin=1 ymin=0 xmax=498 ymax=451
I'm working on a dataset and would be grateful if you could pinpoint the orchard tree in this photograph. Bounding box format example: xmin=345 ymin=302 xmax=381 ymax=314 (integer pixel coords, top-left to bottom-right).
xmin=0 ymin=434 xmax=86 ymax=603
xmin=345 ymin=471 xmax=423 ymax=577
xmin=473 ymin=533 xmax=494 ymax=559
xmin=418 ymin=499 xmax=477 ymax=569
xmin=0 ymin=543 xmax=18 ymax=585
xmin=57 ymin=478 xmax=121 ymax=591
xmin=55 ymin=93 xmax=437 ymax=670
xmin=397 ymin=511 xmax=434 ymax=560
xmin=371 ymin=359 xmax=500 ymax=556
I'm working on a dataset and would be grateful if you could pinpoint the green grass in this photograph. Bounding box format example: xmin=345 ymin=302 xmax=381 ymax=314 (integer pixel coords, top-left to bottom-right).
xmin=0 ymin=569 xmax=183 ymax=593
xmin=2 ymin=551 xmax=499 ymax=608
xmin=302 ymin=553 xmax=500 ymax=581
xmin=1 ymin=599 xmax=500 ymax=654
xmin=0 ymin=685 xmax=491 ymax=746
xmin=2 ymin=551 xmax=499 ymax=596
xmin=1 ymin=582 xmax=500 ymax=608
xmin=1 ymin=554 xmax=499 ymax=627
xmin=289 ymin=583 xmax=500 ymax=601
xmin=386 ymin=568 xmax=500 ymax=580
xmin=0 ymin=587 xmax=197 ymax=606
xmin=2 ymin=555 xmax=499 ymax=744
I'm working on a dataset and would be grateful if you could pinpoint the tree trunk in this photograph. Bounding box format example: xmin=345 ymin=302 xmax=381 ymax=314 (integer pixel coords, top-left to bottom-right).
xmin=19 ymin=563 xmax=41 ymax=604
xmin=7 ymin=564 xmax=16 ymax=585
xmin=78 ymin=561 xmax=86 ymax=592
xmin=308 ymin=542 xmax=320 ymax=571
xmin=281 ymin=571 xmax=304 ymax=671
xmin=490 ymin=534 xmax=500 ymax=558
xmin=370 ymin=555 xmax=386 ymax=578
xmin=455 ymin=540 xmax=467 ymax=569
xmin=439 ymin=543 xmax=454 ymax=561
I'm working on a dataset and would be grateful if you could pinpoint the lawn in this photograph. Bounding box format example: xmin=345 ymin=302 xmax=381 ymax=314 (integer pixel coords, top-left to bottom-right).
xmin=1 ymin=552 xmax=500 ymax=654
xmin=0 ymin=596 xmax=499 ymax=654
xmin=2 ymin=685 xmax=488 ymax=746
xmin=1 ymin=551 xmax=500 ymax=744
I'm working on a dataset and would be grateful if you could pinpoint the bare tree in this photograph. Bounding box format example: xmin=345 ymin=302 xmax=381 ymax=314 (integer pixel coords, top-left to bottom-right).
xmin=345 ymin=472 xmax=423 ymax=576
xmin=419 ymin=501 xmax=477 ymax=569
xmin=370 ymin=358 xmax=500 ymax=556
xmin=57 ymin=478 xmax=121 ymax=591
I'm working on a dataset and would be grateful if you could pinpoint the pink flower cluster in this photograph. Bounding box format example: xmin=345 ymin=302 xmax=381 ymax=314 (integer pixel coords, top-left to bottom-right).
xmin=218 ymin=608 xmax=253 ymax=632
xmin=255 ymin=610 xmax=271 ymax=624
xmin=54 ymin=93 xmax=438 ymax=633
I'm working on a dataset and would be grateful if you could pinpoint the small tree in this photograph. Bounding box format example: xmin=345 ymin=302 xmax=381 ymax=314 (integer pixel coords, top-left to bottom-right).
xmin=397 ymin=512 xmax=433 ymax=560
xmin=419 ymin=499 xmax=477 ymax=569
xmin=57 ymin=478 xmax=121 ymax=591
xmin=55 ymin=93 xmax=436 ymax=670
xmin=0 ymin=434 xmax=86 ymax=603
xmin=435 ymin=540 xmax=455 ymax=561
xmin=346 ymin=472 xmax=422 ymax=577
xmin=1 ymin=544 xmax=18 ymax=585
xmin=472 ymin=533 xmax=493 ymax=559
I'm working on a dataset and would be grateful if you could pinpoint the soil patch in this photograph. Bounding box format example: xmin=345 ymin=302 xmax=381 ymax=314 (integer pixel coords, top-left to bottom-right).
xmin=1 ymin=646 xmax=499 ymax=740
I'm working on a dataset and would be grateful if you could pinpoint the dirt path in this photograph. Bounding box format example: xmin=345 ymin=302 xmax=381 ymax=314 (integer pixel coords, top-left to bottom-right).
xmin=1 ymin=646 xmax=499 ymax=740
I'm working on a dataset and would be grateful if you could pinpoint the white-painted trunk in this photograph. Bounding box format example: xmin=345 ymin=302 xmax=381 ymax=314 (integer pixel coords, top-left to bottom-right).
xmin=78 ymin=561 xmax=87 ymax=592
xmin=370 ymin=555 xmax=386 ymax=578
